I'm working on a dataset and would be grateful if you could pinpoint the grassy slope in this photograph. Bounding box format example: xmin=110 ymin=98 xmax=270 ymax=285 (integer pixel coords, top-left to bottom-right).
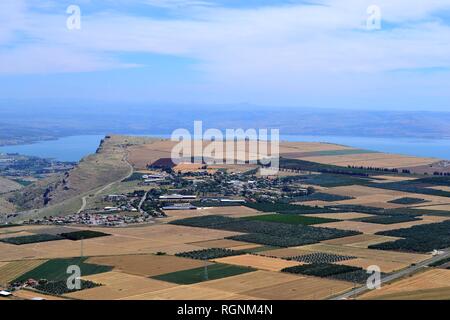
xmin=8 ymin=136 xmax=147 ymax=220
xmin=0 ymin=177 xmax=23 ymax=194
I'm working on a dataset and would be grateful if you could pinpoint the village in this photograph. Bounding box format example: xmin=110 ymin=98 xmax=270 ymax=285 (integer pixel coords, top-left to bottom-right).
xmin=22 ymin=161 xmax=313 ymax=227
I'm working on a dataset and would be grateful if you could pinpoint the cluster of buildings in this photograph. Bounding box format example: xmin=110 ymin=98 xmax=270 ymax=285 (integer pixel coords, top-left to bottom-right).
xmin=24 ymin=212 xmax=153 ymax=227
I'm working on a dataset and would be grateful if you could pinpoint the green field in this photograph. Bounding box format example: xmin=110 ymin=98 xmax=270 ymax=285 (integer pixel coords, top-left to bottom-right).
xmin=60 ymin=230 xmax=110 ymax=241
xmin=0 ymin=234 xmax=63 ymax=245
xmin=152 ymin=263 xmax=255 ymax=285
xmin=14 ymin=258 xmax=112 ymax=283
xmin=388 ymin=197 xmax=428 ymax=205
xmin=243 ymin=214 xmax=338 ymax=225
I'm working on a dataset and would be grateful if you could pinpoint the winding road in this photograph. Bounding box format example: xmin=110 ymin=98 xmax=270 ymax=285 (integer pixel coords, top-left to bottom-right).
xmin=77 ymin=151 xmax=134 ymax=214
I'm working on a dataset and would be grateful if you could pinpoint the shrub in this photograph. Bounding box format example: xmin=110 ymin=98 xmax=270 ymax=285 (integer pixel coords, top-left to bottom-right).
xmin=34 ymin=280 xmax=100 ymax=295
xmin=175 ymin=248 xmax=244 ymax=260
xmin=388 ymin=197 xmax=428 ymax=205
xmin=357 ymin=215 xmax=421 ymax=225
xmin=242 ymin=214 xmax=338 ymax=225
xmin=60 ymin=230 xmax=110 ymax=241
xmin=243 ymin=202 xmax=331 ymax=214
xmin=0 ymin=234 xmax=63 ymax=245
xmin=172 ymin=215 xmax=360 ymax=248
xmin=370 ymin=220 xmax=450 ymax=253
xmin=282 ymin=263 xmax=360 ymax=277
xmin=287 ymin=252 xmax=356 ymax=264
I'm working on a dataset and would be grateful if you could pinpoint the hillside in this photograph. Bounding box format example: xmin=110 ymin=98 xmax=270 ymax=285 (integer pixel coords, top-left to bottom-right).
xmin=6 ymin=136 xmax=145 ymax=217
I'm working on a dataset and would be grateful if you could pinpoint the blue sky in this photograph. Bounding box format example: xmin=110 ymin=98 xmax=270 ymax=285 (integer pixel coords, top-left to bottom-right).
xmin=1 ymin=0 xmax=450 ymax=111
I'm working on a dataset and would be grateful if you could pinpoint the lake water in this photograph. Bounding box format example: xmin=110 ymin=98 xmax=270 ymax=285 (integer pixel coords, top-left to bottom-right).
xmin=1 ymin=134 xmax=449 ymax=162
xmin=0 ymin=135 xmax=105 ymax=162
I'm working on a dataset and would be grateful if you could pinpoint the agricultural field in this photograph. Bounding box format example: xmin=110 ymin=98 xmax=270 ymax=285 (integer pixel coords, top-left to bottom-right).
xmin=152 ymin=263 xmax=255 ymax=285
xmin=360 ymin=269 xmax=450 ymax=300
xmin=303 ymin=212 xmax=374 ymax=220
xmin=322 ymin=234 xmax=401 ymax=248
xmin=65 ymin=272 xmax=178 ymax=300
xmin=171 ymin=215 xmax=359 ymax=247
xmin=213 ymin=254 xmax=302 ymax=272
xmin=296 ymin=243 xmax=430 ymax=266
xmin=0 ymin=260 xmax=47 ymax=285
xmin=0 ymin=233 xmax=64 ymax=245
xmin=242 ymin=214 xmax=339 ymax=225
xmin=87 ymin=254 xmax=210 ymax=277
xmin=371 ymin=220 xmax=450 ymax=253
xmin=188 ymin=239 xmax=262 ymax=250
xmin=286 ymin=252 xmax=356 ymax=264
xmin=14 ymin=258 xmax=112 ymax=282
xmin=175 ymin=248 xmax=245 ymax=260
xmin=2 ymin=138 xmax=449 ymax=300
xmin=283 ymin=262 xmax=389 ymax=284
xmin=315 ymin=215 xmax=449 ymax=234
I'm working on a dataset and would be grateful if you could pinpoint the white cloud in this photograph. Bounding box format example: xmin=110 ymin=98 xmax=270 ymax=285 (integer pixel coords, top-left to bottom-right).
xmin=1 ymin=0 xmax=450 ymax=108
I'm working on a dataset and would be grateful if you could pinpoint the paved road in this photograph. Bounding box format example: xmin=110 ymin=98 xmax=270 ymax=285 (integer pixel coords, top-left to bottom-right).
xmin=77 ymin=151 xmax=134 ymax=214
xmin=331 ymin=248 xmax=450 ymax=300
xmin=138 ymin=190 xmax=150 ymax=214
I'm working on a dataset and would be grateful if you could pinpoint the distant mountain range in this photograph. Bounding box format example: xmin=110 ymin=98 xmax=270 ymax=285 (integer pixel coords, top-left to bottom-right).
xmin=1 ymin=101 xmax=450 ymax=145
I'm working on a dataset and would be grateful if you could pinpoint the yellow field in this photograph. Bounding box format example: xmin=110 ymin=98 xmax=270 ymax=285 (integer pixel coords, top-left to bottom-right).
xmin=194 ymin=270 xmax=301 ymax=293
xmin=316 ymin=215 xmax=449 ymax=234
xmin=120 ymin=285 xmax=241 ymax=300
xmin=338 ymin=258 xmax=407 ymax=273
xmin=361 ymin=286 xmax=450 ymax=300
xmin=322 ymin=234 xmax=401 ymax=248
xmin=87 ymin=254 xmax=210 ymax=277
xmin=323 ymin=185 xmax=450 ymax=208
xmin=213 ymin=254 xmax=302 ymax=272
xmin=65 ymin=271 xmax=177 ymax=300
xmin=417 ymin=204 xmax=450 ymax=211
xmin=297 ymin=153 xmax=436 ymax=169
xmin=279 ymin=142 xmax=353 ymax=155
xmin=12 ymin=289 xmax=67 ymax=300
xmin=370 ymin=175 xmax=418 ymax=183
xmin=0 ymin=260 xmax=47 ymax=285
xmin=0 ymin=224 xmax=243 ymax=261
xmin=163 ymin=206 xmax=263 ymax=222
xmin=360 ymin=269 xmax=450 ymax=300
xmin=194 ymin=270 xmax=354 ymax=299
xmin=426 ymin=186 xmax=450 ymax=192
xmin=296 ymin=243 xmax=430 ymax=265
xmin=259 ymin=248 xmax=314 ymax=258
xmin=240 ymin=276 xmax=354 ymax=300
xmin=0 ymin=231 xmax=37 ymax=240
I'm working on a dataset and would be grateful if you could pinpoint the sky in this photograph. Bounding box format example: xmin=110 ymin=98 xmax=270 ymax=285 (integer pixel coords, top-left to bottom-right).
xmin=0 ymin=0 xmax=450 ymax=111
